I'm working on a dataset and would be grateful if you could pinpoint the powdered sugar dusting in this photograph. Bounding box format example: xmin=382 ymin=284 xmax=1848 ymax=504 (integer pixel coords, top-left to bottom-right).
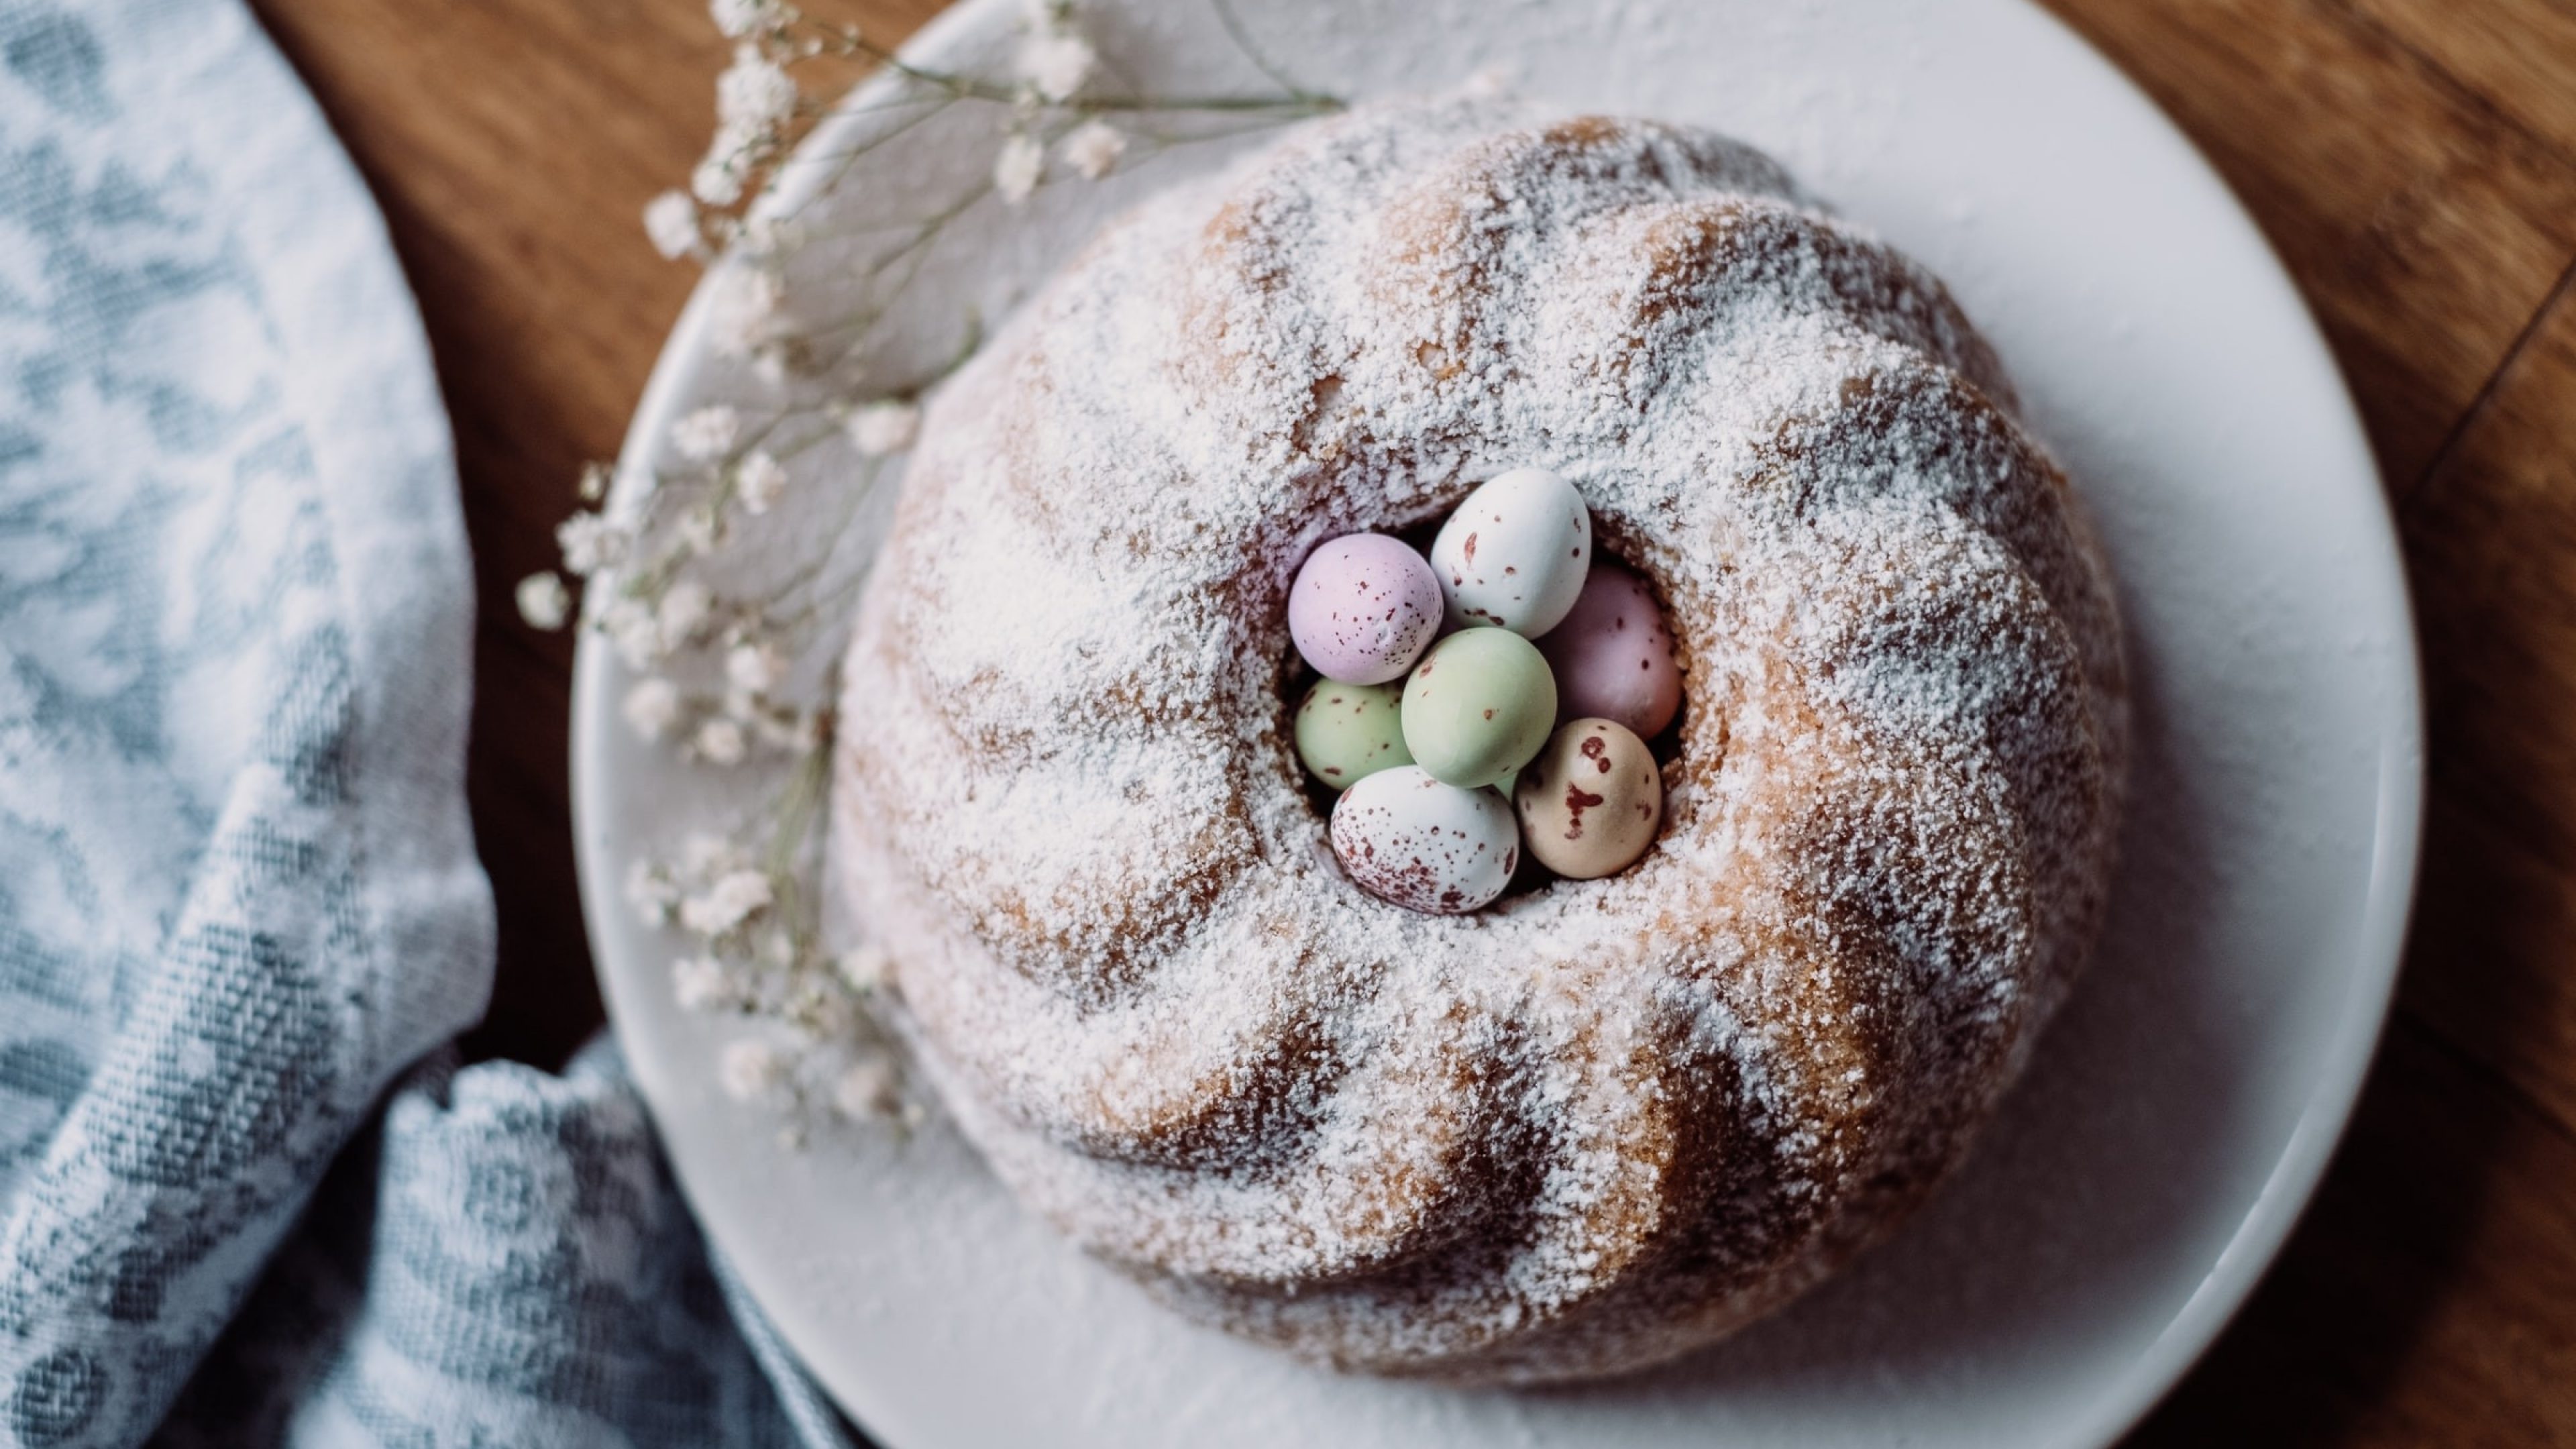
xmin=832 ymin=97 xmax=2125 ymax=1384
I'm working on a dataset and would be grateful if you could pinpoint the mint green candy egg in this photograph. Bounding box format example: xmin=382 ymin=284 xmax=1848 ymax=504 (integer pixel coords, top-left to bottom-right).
xmin=1401 ymin=628 xmax=1558 ymax=790
xmin=1293 ymin=678 xmax=1413 ymax=790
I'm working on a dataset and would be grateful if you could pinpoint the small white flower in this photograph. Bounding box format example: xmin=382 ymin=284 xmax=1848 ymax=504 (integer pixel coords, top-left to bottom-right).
xmin=1061 ymin=118 xmax=1125 ymax=180
xmin=714 ymin=116 xmax=767 ymax=162
xmin=719 ymin=1038 xmax=786 ymax=1100
xmin=727 ymin=640 xmax=787 ymax=693
xmin=644 ymin=190 xmax=701 ymax=260
xmin=672 ymin=404 xmax=741 ymax=462
xmin=737 ymin=212 xmax=805 ymax=260
xmin=837 ymin=942 xmax=890 ymax=994
xmin=657 ymin=579 xmax=714 ymax=649
xmin=709 ymin=0 xmax=781 ymax=40
xmin=673 ymin=955 xmax=735 ymax=1010
xmin=833 ymin=1057 xmax=900 ymax=1120
xmin=621 ymin=678 xmax=682 ymax=740
xmin=625 ymin=859 xmax=682 ymax=926
xmin=707 ymin=266 xmax=784 ymax=360
xmin=555 ymin=512 xmax=632 ymax=577
xmin=604 ymin=600 xmax=662 ymax=670
xmin=847 ymin=398 xmax=920 ymax=457
xmin=1015 ymin=31 xmax=1094 ymax=101
xmin=690 ymin=127 xmax=774 ymax=216
xmin=515 ymin=572 xmax=570 ymax=630
xmin=692 ymin=152 xmax=747 ymax=207
xmin=717 ymin=44 xmax=800 ymax=131
xmin=680 ymin=832 xmax=739 ymax=879
xmin=678 ymin=507 xmax=724 ymax=557
xmin=578 ymin=462 xmax=613 ymax=502
xmin=692 ymin=716 xmax=749 ymax=766
xmin=994 ymin=132 xmax=1045 ymax=205
xmin=734 ymin=449 xmax=788 ymax=515
xmin=682 ymin=868 xmax=774 ymax=936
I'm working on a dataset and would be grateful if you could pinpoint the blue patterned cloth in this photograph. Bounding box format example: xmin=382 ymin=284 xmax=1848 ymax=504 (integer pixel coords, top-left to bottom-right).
xmin=0 ymin=1 xmax=857 ymax=1444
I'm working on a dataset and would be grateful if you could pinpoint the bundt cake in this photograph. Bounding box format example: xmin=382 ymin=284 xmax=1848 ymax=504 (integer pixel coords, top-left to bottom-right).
xmin=830 ymin=97 xmax=2127 ymax=1384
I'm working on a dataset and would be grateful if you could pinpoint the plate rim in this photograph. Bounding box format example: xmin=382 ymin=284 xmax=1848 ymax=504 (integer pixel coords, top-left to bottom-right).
xmin=570 ymin=0 xmax=2427 ymax=1442
xmin=1984 ymin=5 xmax=2424 ymax=1441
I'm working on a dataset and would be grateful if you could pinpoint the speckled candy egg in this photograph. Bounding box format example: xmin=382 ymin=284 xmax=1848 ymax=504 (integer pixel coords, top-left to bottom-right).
xmin=1330 ymin=766 xmax=1519 ymax=914
xmin=1293 ymin=678 xmax=1412 ymax=790
xmin=1513 ymin=718 xmax=1662 ymax=879
xmin=1536 ymin=563 xmax=1683 ymax=739
xmin=1289 ymin=533 xmax=1444 ymax=684
xmin=1429 ymin=466 xmax=1591 ymax=637
xmin=1401 ymin=627 xmax=1558 ymax=790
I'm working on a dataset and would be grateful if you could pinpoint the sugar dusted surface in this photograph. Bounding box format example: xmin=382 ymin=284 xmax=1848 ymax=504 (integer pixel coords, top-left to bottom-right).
xmin=832 ymin=97 xmax=2127 ymax=1385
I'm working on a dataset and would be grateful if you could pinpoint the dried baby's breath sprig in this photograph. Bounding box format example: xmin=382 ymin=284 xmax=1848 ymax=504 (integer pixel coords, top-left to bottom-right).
xmin=845 ymin=398 xmax=919 ymax=456
xmin=1061 ymin=117 xmax=1126 ymax=179
xmin=991 ymin=131 xmax=1046 ymax=205
xmin=560 ymin=0 xmax=1343 ymax=1136
xmin=627 ymin=859 xmax=683 ymax=925
xmin=671 ymin=405 xmax=742 ymax=461
xmin=517 ymin=572 xmax=570 ymax=631
xmin=640 ymin=0 xmax=1336 ymax=294
xmin=645 ymin=191 xmax=704 ymax=260
xmin=556 ymin=513 xmax=633 ymax=576
xmin=720 ymin=1037 xmax=789 ymax=1100
xmin=621 ymin=678 xmax=682 ymax=740
xmin=735 ymin=449 xmax=789 ymax=514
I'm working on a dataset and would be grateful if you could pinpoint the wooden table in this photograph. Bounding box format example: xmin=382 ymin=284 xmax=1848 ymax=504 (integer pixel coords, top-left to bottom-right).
xmin=244 ymin=0 xmax=2576 ymax=1440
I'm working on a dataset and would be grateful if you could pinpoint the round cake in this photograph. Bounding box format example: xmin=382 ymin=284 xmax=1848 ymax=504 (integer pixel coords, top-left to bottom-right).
xmin=831 ymin=97 xmax=2127 ymax=1384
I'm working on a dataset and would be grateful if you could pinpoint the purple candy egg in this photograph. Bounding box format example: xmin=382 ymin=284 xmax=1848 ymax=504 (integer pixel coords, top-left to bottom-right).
xmin=1536 ymin=564 xmax=1682 ymax=739
xmin=1289 ymin=533 xmax=1442 ymax=684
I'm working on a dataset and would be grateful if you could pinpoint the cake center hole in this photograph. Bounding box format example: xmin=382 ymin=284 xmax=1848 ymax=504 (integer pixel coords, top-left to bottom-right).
xmin=1285 ymin=541 xmax=1684 ymax=898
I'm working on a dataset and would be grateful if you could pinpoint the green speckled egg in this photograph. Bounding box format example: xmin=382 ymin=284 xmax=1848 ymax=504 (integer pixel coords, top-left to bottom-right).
xmin=1293 ymin=678 xmax=1412 ymax=790
xmin=1401 ymin=627 xmax=1558 ymax=790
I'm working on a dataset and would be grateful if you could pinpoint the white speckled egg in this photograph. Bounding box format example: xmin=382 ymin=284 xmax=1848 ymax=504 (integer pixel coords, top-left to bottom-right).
xmin=1513 ymin=718 xmax=1662 ymax=879
xmin=1430 ymin=466 xmax=1591 ymax=638
xmin=1330 ymin=766 xmax=1519 ymax=914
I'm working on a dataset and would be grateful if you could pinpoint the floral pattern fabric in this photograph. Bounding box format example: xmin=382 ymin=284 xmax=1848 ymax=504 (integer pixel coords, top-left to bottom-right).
xmin=0 ymin=1 xmax=855 ymax=1444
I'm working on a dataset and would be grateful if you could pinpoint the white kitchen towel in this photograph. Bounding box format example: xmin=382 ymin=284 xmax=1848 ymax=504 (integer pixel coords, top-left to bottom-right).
xmin=0 ymin=1 xmax=855 ymax=1444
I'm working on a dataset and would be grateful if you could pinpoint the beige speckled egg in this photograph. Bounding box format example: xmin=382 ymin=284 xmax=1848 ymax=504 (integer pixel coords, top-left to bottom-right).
xmin=1513 ymin=718 xmax=1661 ymax=879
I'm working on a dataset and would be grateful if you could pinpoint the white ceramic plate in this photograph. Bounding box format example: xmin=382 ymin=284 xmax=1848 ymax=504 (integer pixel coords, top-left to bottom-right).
xmin=572 ymin=0 xmax=2423 ymax=1444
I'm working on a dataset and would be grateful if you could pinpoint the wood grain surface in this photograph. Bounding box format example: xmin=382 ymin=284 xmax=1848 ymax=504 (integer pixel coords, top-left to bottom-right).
xmin=239 ymin=0 xmax=2576 ymax=1441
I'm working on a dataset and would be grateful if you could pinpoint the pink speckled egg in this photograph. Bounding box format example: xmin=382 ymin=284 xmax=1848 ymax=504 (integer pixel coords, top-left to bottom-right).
xmin=1289 ymin=533 xmax=1442 ymax=684
xmin=1536 ymin=564 xmax=1682 ymax=739
xmin=1330 ymin=766 xmax=1519 ymax=914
